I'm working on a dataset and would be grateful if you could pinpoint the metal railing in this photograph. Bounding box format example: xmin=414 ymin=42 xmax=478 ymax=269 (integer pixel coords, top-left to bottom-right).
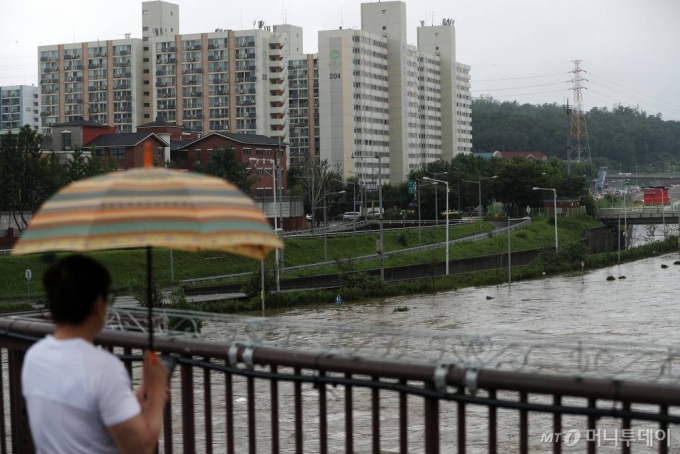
xmin=180 ymin=220 xmax=503 ymax=285
xmin=2 ymin=312 xmax=680 ymax=453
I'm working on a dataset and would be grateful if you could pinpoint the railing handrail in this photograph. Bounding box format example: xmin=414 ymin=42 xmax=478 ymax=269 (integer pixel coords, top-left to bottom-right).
xmin=3 ymin=316 xmax=680 ymax=406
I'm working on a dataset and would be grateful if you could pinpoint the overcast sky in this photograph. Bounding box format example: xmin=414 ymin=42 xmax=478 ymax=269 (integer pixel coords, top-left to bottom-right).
xmin=1 ymin=0 xmax=678 ymax=120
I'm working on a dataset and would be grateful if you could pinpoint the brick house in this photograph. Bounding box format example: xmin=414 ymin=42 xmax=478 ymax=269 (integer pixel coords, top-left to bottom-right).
xmin=178 ymin=132 xmax=288 ymax=196
xmin=86 ymin=132 xmax=170 ymax=168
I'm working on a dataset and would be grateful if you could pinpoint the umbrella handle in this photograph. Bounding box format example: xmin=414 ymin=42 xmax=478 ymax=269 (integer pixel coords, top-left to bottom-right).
xmin=147 ymin=246 xmax=153 ymax=350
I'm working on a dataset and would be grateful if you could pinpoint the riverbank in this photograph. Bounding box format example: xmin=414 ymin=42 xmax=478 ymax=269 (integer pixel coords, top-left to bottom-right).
xmin=191 ymin=234 xmax=679 ymax=315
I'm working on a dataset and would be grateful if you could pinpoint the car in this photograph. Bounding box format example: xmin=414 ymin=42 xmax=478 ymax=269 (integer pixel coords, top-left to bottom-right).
xmin=342 ymin=211 xmax=361 ymax=221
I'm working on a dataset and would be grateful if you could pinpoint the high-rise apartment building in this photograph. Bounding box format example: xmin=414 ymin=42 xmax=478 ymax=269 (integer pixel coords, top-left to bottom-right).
xmin=35 ymin=0 xmax=471 ymax=182
xmin=319 ymin=1 xmax=471 ymax=184
xmin=38 ymin=39 xmax=144 ymax=136
xmin=0 ymin=85 xmax=40 ymax=133
xmin=455 ymin=62 xmax=473 ymax=154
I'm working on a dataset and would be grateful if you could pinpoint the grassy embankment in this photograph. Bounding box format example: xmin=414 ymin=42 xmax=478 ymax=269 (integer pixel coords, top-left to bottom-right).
xmin=0 ymin=218 xmax=575 ymax=299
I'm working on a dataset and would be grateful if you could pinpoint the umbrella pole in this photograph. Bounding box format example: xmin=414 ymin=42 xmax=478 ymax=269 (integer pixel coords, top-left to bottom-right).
xmin=260 ymin=259 xmax=265 ymax=317
xmin=147 ymin=246 xmax=153 ymax=349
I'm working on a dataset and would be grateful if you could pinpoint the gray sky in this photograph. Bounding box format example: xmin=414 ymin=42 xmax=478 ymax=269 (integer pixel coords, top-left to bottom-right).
xmin=1 ymin=0 xmax=678 ymax=120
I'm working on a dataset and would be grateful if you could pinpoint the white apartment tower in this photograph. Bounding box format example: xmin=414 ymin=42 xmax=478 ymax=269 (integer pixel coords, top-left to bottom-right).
xmin=455 ymin=62 xmax=473 ymax=153
xmin=318 ymin=29 xmax=390 ymax=183
xmin=0 ymin=85 xmax=40 ymax=133
xmin=38 ymin=38 xmax=144 ymax=136
xmin=320 ymin=1 xmax=470 ymax=184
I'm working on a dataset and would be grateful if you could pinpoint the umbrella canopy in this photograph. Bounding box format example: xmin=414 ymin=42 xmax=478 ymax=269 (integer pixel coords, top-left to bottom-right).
xmin=12 ymin=167 xmax=283 ymax=258
xmin=12 ymin=167 xmax=283 ymax=348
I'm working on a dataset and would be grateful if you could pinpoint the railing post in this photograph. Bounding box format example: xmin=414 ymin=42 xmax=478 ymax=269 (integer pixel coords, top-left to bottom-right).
xmin=181 ymin=358 xmax=196 ymax=454
xmin=8 ymin=349 xmax=34 ymax=454
xmin=424 ymin=383 xmax=440 ymax=454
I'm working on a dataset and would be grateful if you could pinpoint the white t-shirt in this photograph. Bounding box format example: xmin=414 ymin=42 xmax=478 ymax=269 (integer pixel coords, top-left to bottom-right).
xmin=22 ymin=335 xmax=141 ymax=454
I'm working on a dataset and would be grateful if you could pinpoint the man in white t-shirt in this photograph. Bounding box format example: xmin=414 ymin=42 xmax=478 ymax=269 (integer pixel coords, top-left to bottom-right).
xmin=22 ymin=255 xmax=169 ymax=454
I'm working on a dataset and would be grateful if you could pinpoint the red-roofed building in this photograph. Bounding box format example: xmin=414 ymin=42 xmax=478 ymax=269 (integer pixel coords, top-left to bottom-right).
xmin=493 ymin=150 xmax=548 ymax=161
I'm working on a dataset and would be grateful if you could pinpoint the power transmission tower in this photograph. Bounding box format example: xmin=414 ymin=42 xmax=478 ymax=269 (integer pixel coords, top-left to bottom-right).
xmin=568 ymin=60 xmax=591 ymax=163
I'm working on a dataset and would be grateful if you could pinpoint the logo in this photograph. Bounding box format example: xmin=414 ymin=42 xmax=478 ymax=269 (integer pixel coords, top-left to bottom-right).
xmin=330 ymin=49 xmax=340 ymax=59
xmin=564 ymin=429 xmax=581 ymax=447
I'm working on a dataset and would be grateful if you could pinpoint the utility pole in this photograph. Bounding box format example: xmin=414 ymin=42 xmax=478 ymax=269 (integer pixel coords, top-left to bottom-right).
xmin=377 ymin=153 xmax=384 ymax=281
xmin=569 ymin=60 xmax=592 ymax=163
xmin=563 ymin=99 xmax=572 ymax=175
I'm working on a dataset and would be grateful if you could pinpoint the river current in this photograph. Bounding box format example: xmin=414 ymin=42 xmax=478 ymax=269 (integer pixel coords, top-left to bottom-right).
xmin=162 ymin=249 xmax=680 ymax=453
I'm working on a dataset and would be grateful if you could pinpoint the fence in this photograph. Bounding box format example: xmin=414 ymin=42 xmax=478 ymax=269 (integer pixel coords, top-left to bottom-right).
xmin=2 ymin=312 xmax=680 ymax=453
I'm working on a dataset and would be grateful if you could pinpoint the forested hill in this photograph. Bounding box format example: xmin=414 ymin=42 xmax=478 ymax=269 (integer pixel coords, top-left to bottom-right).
xmin=471 ymin=97 xmax=680 ymax=172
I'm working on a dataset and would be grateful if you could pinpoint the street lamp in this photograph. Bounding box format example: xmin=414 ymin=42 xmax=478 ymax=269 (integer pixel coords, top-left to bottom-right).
xmin=462 ymin=175 xmax=497 ymax=229
xmin=423 ymin=176 xmax=450 ymax=275
xmin=507 ymin=216 xmax=531 ymax=289
xmin=250 ymin=157 xmax=281 ymax=292
xmin=428 ymin=170 xmax=448 ymax=224
xmin=323 ymin=190 xmax=345 ymax=261
xmin=533 ymin=187 xmax=558 ymax=251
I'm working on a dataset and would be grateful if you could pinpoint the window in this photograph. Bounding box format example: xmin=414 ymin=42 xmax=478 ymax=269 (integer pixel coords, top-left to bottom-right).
xmin=143 ymin=26 xmax=149 ymax=32
xmin=157 ymin=147 xmax=163 ymax=158
xmin=143 ymin=69 xmax=149 ymax=74
xmin=144 ymin=114 xmax=150 ymax=118
xmin=243 ymin=148 xmax=251 ymax=155
xmin=143 ymin=38 xmax=149 ymax=42
xmin=144 ymin=91 xmax=150 ymax=96
xmin=143 ymin=58 xmax=150 ymax=63
xmin=96 ymin=149 xmax=105 ymax=157
xmin=61 ymin=131 xmax=72 ymax=149
xmin=142 ymin=9 xmax=149 ymax=15
xmin=143 ymin=80 xmax=150 ymax=85
xmin=110 ymin=147 xmax=126 ymax=160
xmin=382 ymin=26 xmax=386 ymax=30
xmin=195 ymin=149 xmax=201 ymax=161
xmin=144 ymin=103 xmax=150 ymax=107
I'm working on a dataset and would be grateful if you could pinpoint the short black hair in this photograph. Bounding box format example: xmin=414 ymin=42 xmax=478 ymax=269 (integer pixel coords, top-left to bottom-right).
xmin=42 ymin=255 xmax=112 ymax=325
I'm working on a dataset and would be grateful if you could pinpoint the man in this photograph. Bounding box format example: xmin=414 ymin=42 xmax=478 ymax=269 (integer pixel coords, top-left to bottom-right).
xmin=21 ymin=255 xmax=169 ymax=454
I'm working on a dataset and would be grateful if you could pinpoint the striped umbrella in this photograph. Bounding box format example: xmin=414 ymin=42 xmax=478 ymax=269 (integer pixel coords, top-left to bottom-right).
xmin=12 ymin=166 xmax=283 ymax=348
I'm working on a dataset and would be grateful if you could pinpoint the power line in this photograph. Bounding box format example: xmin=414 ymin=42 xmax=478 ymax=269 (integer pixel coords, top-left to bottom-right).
xmin=587 ymin=87 xmax=680 ymax=118
xmin=587 ymin=72 xmax=680 ymax=111
xmin=474 ymin=89 xmax=568 ymax=99
xmin=587 ymin=79 xmax=680 ymax=114
xmin=471 ymin=72 xmax=569 ymax=82
xmin=471 ymin=81 xmax=568 ymax=92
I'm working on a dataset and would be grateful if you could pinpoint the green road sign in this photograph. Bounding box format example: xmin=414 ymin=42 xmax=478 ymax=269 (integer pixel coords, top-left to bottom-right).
xmin=408 ymin=181 xmax=416 ymax=194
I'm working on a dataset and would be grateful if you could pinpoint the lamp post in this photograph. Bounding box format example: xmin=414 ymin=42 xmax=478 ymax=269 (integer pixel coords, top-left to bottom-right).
xmin=507 ymin=216 xmax=531 ymax=289
xmin=533 ymin=187 xmax=558 ymax=250
xmin=324 ymin=190 xmax=346 ymax=261
xmin=250 ymin=157 xmax=281 ymax=292
xmin=376 ymin=153 xmax=385 ymax=281
xmin=452 ymin=166 xmax=461 ymax=212
xmin=423 ymin=176 xmax=450 ymax=275
xmin=462 ymin=175 xmax=497 ymax=229
xmin=428 ymin=170 xmax=448 ymax=224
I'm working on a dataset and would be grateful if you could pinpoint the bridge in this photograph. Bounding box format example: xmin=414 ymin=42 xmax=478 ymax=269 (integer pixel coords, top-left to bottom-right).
xmin=2 ymin=312 xmax=680 ymax=453
xmin=605 ymin=172 xmax=680 ymax=187
xmin=597 ymin=207 xmax=680 ymax=227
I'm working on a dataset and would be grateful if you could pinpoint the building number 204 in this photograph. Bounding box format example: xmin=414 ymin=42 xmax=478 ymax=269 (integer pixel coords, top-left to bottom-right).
xmin=330 ymin=73 xmax=341 ymax=80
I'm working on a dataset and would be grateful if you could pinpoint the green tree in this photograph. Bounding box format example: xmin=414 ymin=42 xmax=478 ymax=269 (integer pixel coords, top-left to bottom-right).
xmin=194 ymin=147 xmax=258 ymax=193
xmin=0 ymin=125 xmax=53 ymax=232
xmin=66 ymin=148 xmax=89 ymax=183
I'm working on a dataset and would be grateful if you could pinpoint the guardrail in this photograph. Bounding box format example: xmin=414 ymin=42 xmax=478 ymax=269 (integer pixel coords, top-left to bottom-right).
xmin=181 ymin=220 xmax=532 ymax=286
xmin=2 ymin=313 xmax=679 ymax=453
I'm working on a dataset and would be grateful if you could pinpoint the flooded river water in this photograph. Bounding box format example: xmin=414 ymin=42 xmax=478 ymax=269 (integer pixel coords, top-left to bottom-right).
xmin=160 ymin=249 xmax=680 ymax=453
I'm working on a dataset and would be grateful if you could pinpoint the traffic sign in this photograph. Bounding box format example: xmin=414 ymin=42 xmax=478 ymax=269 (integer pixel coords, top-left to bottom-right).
xmin=408 ymin=181 xmax=416 ymax=195
xmin=25 ymin=269 xmax=32 ymax=282
xmin=526 ymin=205 xmax=531 ymax=215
